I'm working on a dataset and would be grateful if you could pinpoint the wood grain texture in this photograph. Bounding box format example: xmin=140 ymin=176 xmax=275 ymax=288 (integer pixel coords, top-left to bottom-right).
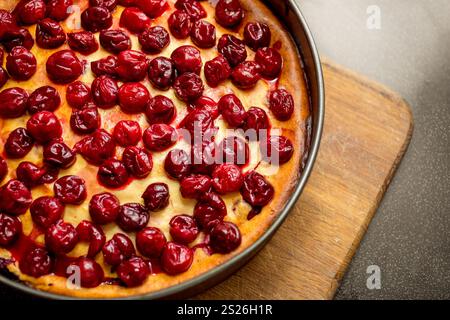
xmin=195 ymin=60 xmax=414 ymax=300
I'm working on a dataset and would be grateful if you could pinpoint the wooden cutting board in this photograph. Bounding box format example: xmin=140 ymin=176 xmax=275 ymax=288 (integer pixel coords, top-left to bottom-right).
xmin=195 ymin=60 xmax=414 ymax=300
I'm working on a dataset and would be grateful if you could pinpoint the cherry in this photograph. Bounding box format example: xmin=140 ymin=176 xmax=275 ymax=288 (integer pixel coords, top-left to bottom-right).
xmin=217 ymin=136 xmax=249 ymax=166
xmin=180 ymin=174 xmax=211 ymax=199
xmin=76 ymin=220 xmax=106 ymax=258
xmin=45 ymin=220 xmax=78 ymax=254
xmin=16 ymin=161 xmax=46 ymax=188
xmin=81 ymin=6 xmax=113 ymax=32
xmin=0 ymin=87 xmax=29 ymax=118
xmin=90 ymin=0 xmax=118 ymax=11
xmin=119 ymin=7 xmax=151 ymax=34
xmin=26 ymin=111 xmax=62 ymax=144
xmin=122 ymin=146 xmax=153 ymax=178
xmin=67 ymin=31 xmax=99 ymax=55
xmin=139 ymin=26 xmax=170 ymax=54
xmin=178 ymin=107 xmax=214 ymax=139
xmin=191 ymin=140 xmax=216 ymax=174
xmin=68 ymin=257 xmax=104 ymax=288
xmin=99 ymin=29 xmax=131 ymax=54
xmin=97 ymin=158 xmax=129 ymax=188
xmin=36 ymin=19 xmax=66 ymax=49
xmin=215 ymin=0 xmax=244 ymax=28
xmin=27 ymin=86 xmax=61 ymax=114
xmin=53 ymin=175 xmax=87 ymax=204
xmin=242 ymin=106 xmax=269 ymax=139
xmin=231 ymin=61 xmax=261 ymax=89
xmin=241 ymin=170 xmax=274 ymax=206
xmin=1 ymin=28 xmax=34 ymax=52
xmin=4 ymin=127 xmax=34 ymax=159
xmin=117 ymin=256 xmax=150 ymax=287
xmin=0 ymin=213 xmax=22 ymax=247
xmin=169 ymin=215 xmax=199 ymax=244
xmin=171 ymin=45 xmax=202 ymax=75
xmin=15 ymin=0 xmax=47 ymax=25
xmin=118 ymin=82 xmax=150 ymax=114
xmin=193 ymin=192 xmax=227 ymax=230
xmin=66 ymin=81 xmax=92 ymax=109
xmin=6 ymin=46 xmax=36 ymax=81
xmin=0 ymin=49 xmax=3 ymax=65
xmin=75 ymin=129 xmax=116 ymax=165
xmin=244 ymin=22 xmax=271 ymax=51
xmin=19 ymin=247 xmax=53 ymax=277
xmin=102 ymin=233 xmax=135 ymax=266
xmin=136 ymin=226 xmax=166 ymax=258
xmin=145 ymin=95 xmax=175 ymax=124
xmin=174 ymin=72 xmax=204 ymax=102
xmin=70 ymin=106 xmax=101 ymax=134
xmin=269 ymin=88 xmax=294 ymax=121
xmin=0 ymin=10 xmax=16 ymax=40
xmin=142 ymin=182 xmax=169 ymax=211
xmin=43 ymin=140 xmax=76 ymax=168
xmin=255 ymin=47 xmax=282 ymax=79
xmin=46 ymin=50 xmax=83 ymax=84
xmin=89 ymin=192 xmax=120 ymax=224
xmin=116 ymin=203 xmax=149 ymax=232
xmin=204 ymin=55 xmax=231 ymax=87
xmin=0 ymin=68 xmax=8 ymax=89
xmin=188 ymin=96 xmax=219 ymax=119
xmin=30 ymin=196 xmax=64 ymax=229
xmin=113 ymin=120 xmax=142 ymax=147
xmin=168 ymin=10 xmax=192 ymax=40
xmin=209 ymin=221 xmax=241 ymax=253
xmin=91 ymin=75 xmax=118 ymax=108
xmin=91 ymin=55 xmax=118 ymax=78
xmin=116 ymin=50 xmax=149 ymax=82
xmin=38 ymin=165 xmax=60 ymax=185
xmin=161 ymin=242 xmax=193 ymax=275
xmin=212 ymin=164 xmax=243 ymax=194
xmin=174 ymin=0 xmax=206 ymax=20
xmin=136 ymin=0 xmax=168 ymax=18
xmin=118 ymin=0 xmax=136 ymax=6
xmin=217 ymin=34 xmax=247 ymax=67
xmin=218 ymin=94 xmax=247 ymax=127
xmin=164 ymin=149 xmax=191 ymax=180
xmin=0 ymin=157 xmax=7 ymax=182
xmin=46 ymin=0 xmax=73 ymax=21
xmin=191 ymin=20 xmax=216 ymax=49
xmin=261 ymin=135 xmax=294 ymax=165
xmin=143 ymin=124 xmax=177 ymax=151
xmin=147 ymin=57 xmax=176 ymax=90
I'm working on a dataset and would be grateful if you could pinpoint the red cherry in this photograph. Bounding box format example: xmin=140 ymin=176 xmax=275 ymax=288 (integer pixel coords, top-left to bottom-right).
xmin=139 ymin=26 xmax=170 ymax=54
xmin=16 ymin=161 xmax=46 ymax=188
xmin=0 ymin=213 xmax=22 ymax=247
xmin=99 ymin=29 xmax=131 ymax=54
xmin=30 ymin=196 xmax=64 ymax=229
xmin=174 ymin=0 xmax=206 ymax=20
xmin=0 ymin=48 xmax=3 ymax=65
xmin=174 ymin=72 xmax=204 ymax=102
xmin=168 ymin=10 xmax=192 ymax=39
xmin=43 ymin=140 xmax=75 ymax=169
xmin=19 ymin=247 xmax=53 ymax=277
xmin=143 ymin=124 xmax=177 ymax=152
xmin=0 ymin=10 xmax=17 ymax=40
xmin=102 ymin=233 xmax=135 ymax=266
xmin=0 ymin=179 xmax=32 ymax=216
xmin=76 ymin=220 xmax=106 ymax=258
xmin=81 ymin=6 xmax=113 ymax=32
xmin=136 ymin=0 xmax=168 ymax=18
xmin=91 ymin=75 xmax=118 ymax=108
xmin=1 ymin=28 xmax=34 ymax=52
xmin=244 ymin=22 xmax=271 ymax=51
xmin=241 ymin=171 xmax=274 ymax=206
xmin=230 ymin=61 xmax=261 ymax=89
xmin=161 ymin=242 xmax=193 ymax=275
xmin=178 ymin=108 xmax=214 ymax=139
xmin=4 ymin=127 xmax=34 ymax=159
xmin=75 ymin=129 xmax=116 ymax=165
xmin=97 ymin=158 xmax=129 ymax=188
xmin=117 ymin=256 xmax=150 ymax=287
xmin=0 ymin=68 xmax=8 ymax=89
xmin=142 ymin=182 xmax=169 ymax=211
xmin=6 ymin=46 xmax=36 ymax=81
xmin=255 ymin=47 xmax=282 ymax=79
xmin=66 ymin=81 xmax=92 ymax=109
xmin=91 ymin=55 xmax=118 ymax=78
xmin=204 ymin=55 xmax=231 ymax=87
xmin=36 ymin=18 xmax=66 ymax=49
xmin=0 ymin=157 xmax=7 ymax=182
xmin=193 ymin=191 xmax=227 ymax=230
xmin=46 ymin=0 xmax=73 ymax=21
xmin=0 ymin=87 xmax=29 ymax=118
xmin=171 ymin=45 xmax=202 ymax=75
xmin=118 ymin=0 xmax=136 ymax=6
xmin=261 ymin=135 xmax=294 ymax=165
xmin=145 ymin=95 xmax=175 ymax=124
xmin=119 ymin=7 xmax=151 ymax=34
xmin=164 ymin=149 xmax=191 ymax=180
xmin=113 ymin=120 xmax=142 ymax=147
xmin=90 ymin=0 xmax=118 ymax=11
xmin=89 ymin=192 xmax=120 ymax=225
xmin=191 ymin=140 xmax=216 ymax=174
xmin=46 ymin=50 xmax=83 ymax=84
xmin=209 ymin=221 xmax=241 ymax=253
xmin=136 ymin=226 xmax=166 ymax=258
xmin=218 ymin=94 xmax=247 ymax=127
xmin=70 ymin=106 xmax=101 ymax=134
xmin=118 ymin=82 xmax=150 ymax=114
xmin=147 ymin=57 xmax=176 ymax=90
xmin=242 ymin=106 xmax=269 ymax=139
xmin=27 ymin=86 xmax=61 ymax=114
xmin=217 ymin=34 xmax=247 ymax=67
xmin=45 ymin=220 xmax=78 ymax=254
xmin=269 ymin=88 xmax=294 ymax=121
xmin=180 ymin=174 xmax=211 ymax=199
xmin=68 ymin=257 xmax=104 ymax=288
xmin=215 ymin=0 xmax=244 ymax=28
xmin=188 ymin=96 xmax=219 ymax=119
xmin=53 ymin=175 xmax=87 ymax=205
xmin=191 ymin=20 xmax=216 ymax=48
xmin=15 ymin=0 xmax=47 ymax=25
xmin=122 ymin=146 xmax=153 ymax=178
xmin=26 ymin=111 xmax=62 ymax=144
xmin=116 ymin=203 xmax=149 ymax=232
xmin=212 ymin=164 xmax=243 ymax=194
xmin=169 ymin=215 xmax=199 ymax=244
xmin=116 ymin=50 xmax=149 ymax=82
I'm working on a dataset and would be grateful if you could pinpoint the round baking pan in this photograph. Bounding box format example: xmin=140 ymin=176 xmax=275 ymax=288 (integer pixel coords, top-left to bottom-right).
xmin=0 ymin=0 xmax=324 ymax=300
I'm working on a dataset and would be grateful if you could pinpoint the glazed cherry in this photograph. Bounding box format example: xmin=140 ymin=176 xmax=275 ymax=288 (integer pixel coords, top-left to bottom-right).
xmin=4 ymin=128 xmax=34 ymax=159
xmin=70 ymin=106 xmax=101 ymax=134
xmin=168 ymin=10 xmax=192 ymax=39
xmin=0 ymin=87 xmax=29 ymax=118
xmin=231 ymin=61 xmax=261 ymax=89
xmin=92 ymin=75 xmax=118 ymax=108
xmin=45 ymin=220 xmax=78 ymax=254
xmin=217 ymin=34 xmax=247 ymax=67
xmin=91 ymin=55 xmax=118 ymax=78
xmin=89 ymin=192 xmax=120 ymax=224
xmin=180 ymin=174 xmax=211 ymax=199
xmin=0 ymin=10 xmax=16 ymax=40
xmin=97 ymin=158 xmax=130 ymax=188
xmin=113 ymin=120 xmax=142 ymax=147
xmin=116 ymin=50 xmax=149 ymax=82
xmin=191 ymin=140 xmax=216 ymax=174
xmin=36 ymin=19 xmax=66 ymax=49
xmin=136 ymin=226 xmax=166 ymax=258
xmin=19 ymin=247 xmax=53 ymax=277
xmin=262 ymin=135 xmax=294 ymax=165
xmin=178 ymin=108 xmax=214 ymax=139
xmin=0 ymin=213 xmax=22 ymax=247
xmin=6 ymin=46 xmax=36 ymax=81
xmin=244 ymin=22 xmax=271 ymax=51
xmin=191 ymin=20 xmax=216 ymax=49
xmin=66 ymin=81 xmax=92 ymax=109
xmin=102 ymin=233 xmax=135 ymax=266
xmin=136 ymin=0 xmax=168 ymax=18
xmin=255 ymin=47 xmax=282 ymax=79
xmin=76 ymin=220 xmax=106 ymax=258
xmin=118 ymin=0 xmax=136 ymax=6
xmin=148 ymin=57 xmax=176 ymax=90
xmin=0 ymin=180 xmax=31 ymax=216
xmin=193 ymin=192 xmax=227 ymax=230
xmin=174 ymin=0 xmax=206 ymax=20
xmin=0 ymin=157 xmax=7 ymax=182
xmin=15 ymin=0 xmax=47 ymax=25
xmin=142 ymin=182 xmax=169 ymax=211
xmin=116 ymin=203 xmax=149 ymax=232
xmin=0 ymin=48 xmax=3 ymax=65
xmin=43 ymin=140 xmax=76 ymax=169
xmin=46 ymin=50 xmax=83 ymax=84
xmin=30 ymin=196 xmax=64 ymax=229
xmin=241 ymin=171 xmax=274 ymax=206
xmin=209 ymin=221 xmax=241 ymax=253
xmin=164 ymin=149 xmax=191 ymax=180
xmin=81 ymin=6 xmax=113 ymax=32
xmin=26 ymin=111 xmax=62 ymax=144
xmin=53 ymin=175 xmax=87 ymax=204
xmin=143 ymin=124 xmax=177 ymax=152
xmin=139 ymin=26 xmax=170 ymax=54
xmin=218 ymin=94 xmax=247 ymax=127
xmin=189 ymin=96 xmax=219 ymax=119
xmin=67 ymin=31 xmax=99 ymax=55
xmin=212 ymin=164 xmax=243 ymax=194
xmin=169 ymin=215 xmax=199 ymax=244
xmin=204 ymin=55 xmax=231 ymax=87
xmin=145 ymin=95 xmax=175 ymax=124
xmin=118 ymin=82 xmax=150 ymax=114
xmin=122 ymin=146 xmax=153 ymax=178
xmin=215 ymin=0 xmax=244 ymax=28
xmin=120 ymin=7 xmax=151 ymax=34
xmin=117 ymin=256 xmax=150 ymax=287
xmin=269 ymin=89 xmax=294 ymax=121
xmin=100 ymin=29 xmax=131 ymax=54
xmin=161 ymin=242 xmax=193 ymax=275
xmin=75 ymin=129 xmax=116 ymax=165
xmin=217 ymin=136 xmax=249 ymax=166
xmin=174 ymin=72 xmax=204 ymax=102
xmin=47 ymin=0 xmax=73 ymax=21
xmin=16 ymin=161 xmax=46 ymax=188
xmin=1 ymin=28 xmax=34 ymax=52
xmin=171 ymin=45 xmax=202 ymax=75
xmin=90 ymin=0 xmax=118 ymax=11
xmin=242 ymin=106 xmax=270 ymax=139
xmin=0 ymin=68 xmax=8 ymax=89
xmin=27 ymin=86 xmax=61 ymax=114
xmin=68 ymin=257 xmax=104 ymax=288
